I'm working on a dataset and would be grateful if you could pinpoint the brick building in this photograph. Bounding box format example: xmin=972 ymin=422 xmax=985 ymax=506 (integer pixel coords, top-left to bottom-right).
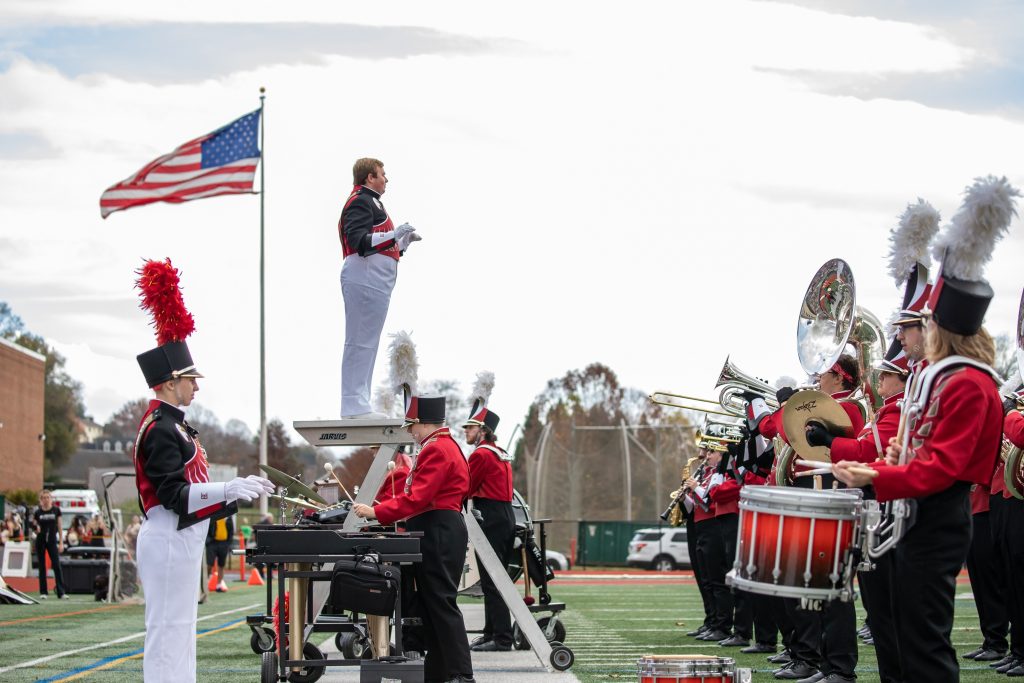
xmin=0 ymin=337 xmax=46 ymax=492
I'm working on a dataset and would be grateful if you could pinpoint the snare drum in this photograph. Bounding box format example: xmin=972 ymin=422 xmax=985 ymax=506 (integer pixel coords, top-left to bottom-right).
xmin=637 ymin=655 xmax=748 ymax=683
xmin=728 ymin=486 xmax=863 ymax=604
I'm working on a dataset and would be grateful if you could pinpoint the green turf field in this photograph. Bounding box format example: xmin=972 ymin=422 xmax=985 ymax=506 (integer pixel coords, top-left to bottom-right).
xmin=0 ymin=577 xmax=1003 ymax=681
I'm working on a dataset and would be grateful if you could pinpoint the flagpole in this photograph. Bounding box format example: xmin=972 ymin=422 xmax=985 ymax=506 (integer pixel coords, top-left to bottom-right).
xmin=258 ymin=87 xmax=268 ymax=517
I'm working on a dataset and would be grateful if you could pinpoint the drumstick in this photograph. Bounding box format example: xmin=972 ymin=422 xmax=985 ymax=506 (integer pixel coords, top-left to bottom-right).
xmin=842 ymin=465 xmax=879 ymax=477
xmin=323 ymin=462 xmax=356 ymax=503
xmin=388 ymin=461 xmax=397 ymax=500
xmin=795 ymin=458 xmax=831 ymax=470
xmin=795 ymin=467 xmax=832 ymax=478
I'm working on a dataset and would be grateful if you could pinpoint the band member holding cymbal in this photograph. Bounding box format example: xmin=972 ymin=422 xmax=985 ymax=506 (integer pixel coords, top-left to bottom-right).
xmin=834 ymin=175 xmax=1018 ymax=683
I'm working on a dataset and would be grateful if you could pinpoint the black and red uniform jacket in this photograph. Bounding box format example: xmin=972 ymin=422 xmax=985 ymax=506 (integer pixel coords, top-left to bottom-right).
xmin=829 ymin=391 xmax=904 ymax=464
xmin=871 ymin=365 xmax=1002 ymax=502
xmin=468 ymin=440 xmax=513 ymax=503
xmin=373 ymin=427 xmax=470 ymax=525
xmin=134 ymin=400 xmax=236 ymax=530
xmin=338 ymin=185 xmax=401 ymax=261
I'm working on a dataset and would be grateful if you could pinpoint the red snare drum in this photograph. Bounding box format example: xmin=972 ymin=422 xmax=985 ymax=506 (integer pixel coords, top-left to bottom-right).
xmin=728 ymin=486 xmax=863 ymax=605
xmin=637 ymin=655 xmax=749 ymax=683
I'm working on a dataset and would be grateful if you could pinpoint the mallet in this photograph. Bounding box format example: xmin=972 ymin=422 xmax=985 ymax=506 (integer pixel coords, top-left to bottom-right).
xmin=323 ymin=462 xmax=356 ymax=503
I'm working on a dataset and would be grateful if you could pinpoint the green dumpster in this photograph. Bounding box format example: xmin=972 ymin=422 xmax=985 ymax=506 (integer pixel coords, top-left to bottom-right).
xmin=576 ymin=520 xmax=662 ymax=567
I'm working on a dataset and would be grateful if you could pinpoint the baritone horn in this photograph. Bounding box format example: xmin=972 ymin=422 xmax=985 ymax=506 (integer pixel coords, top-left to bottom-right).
xmin=715 ymin=356 xmax=781 ymax=415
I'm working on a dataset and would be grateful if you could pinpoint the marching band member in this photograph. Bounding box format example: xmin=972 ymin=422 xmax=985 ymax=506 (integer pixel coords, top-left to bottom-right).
xmin=681 ymin=452 xmax=716 ymax=638
xmin=375 ymin=445 xmax=413 ymax=505
xmin=338 ymin=158 xmax=420 ymax=418
xmin=132 ymin=259 xmax=274 ymax=683
xmin=834 ymin=175 xmax=1018 ymax=683
xmin=686 ymin=446 xmax=734 ymax=643
xmin=463 ymin=403 xmax=516 ymax=653
xmin=988 ymin=370 xmax=1024 ymax=674
xmin=750 ymin=355 xmax=864 ymax=682
xmin=806 ymin=349 xmax=908 ymax=683
xmin=706 ymin=446 xmax=751 ymax=648
xmin=353 ymin=394 xmax=475 ymax=683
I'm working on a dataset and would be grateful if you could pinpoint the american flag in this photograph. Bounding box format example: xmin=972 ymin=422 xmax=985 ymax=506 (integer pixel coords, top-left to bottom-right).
xmin=100 ymin=109 xmax=261 ymax=218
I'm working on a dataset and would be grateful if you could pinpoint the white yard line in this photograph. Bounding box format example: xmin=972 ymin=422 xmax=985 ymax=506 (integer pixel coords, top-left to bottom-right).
xmin=0 ymin=602 xmax=260 ymax=675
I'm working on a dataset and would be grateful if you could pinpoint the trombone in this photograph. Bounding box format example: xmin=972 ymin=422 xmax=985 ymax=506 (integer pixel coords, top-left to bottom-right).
xmin=648 ymin=391 xmax=736 ymax=418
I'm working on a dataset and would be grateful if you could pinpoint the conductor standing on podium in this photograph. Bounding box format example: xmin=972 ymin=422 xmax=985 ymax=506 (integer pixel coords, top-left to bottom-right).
xmin=338 ymin=158 xmax=420 ymax=418
xmin=353 ymin=394 xmax=475 ymax=683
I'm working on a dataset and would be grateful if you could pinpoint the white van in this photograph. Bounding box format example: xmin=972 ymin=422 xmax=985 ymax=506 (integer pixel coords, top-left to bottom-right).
xmin=50 ymin=489 xmax=102 ymax=530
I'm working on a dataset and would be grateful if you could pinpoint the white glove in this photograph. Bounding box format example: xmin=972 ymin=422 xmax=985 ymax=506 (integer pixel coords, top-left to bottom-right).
xmin=225 ymin=477 xmax=267 ymax=502
xmin=397 ymin=231 xmax=423 ymax=251
xmin=395 ymin=222 xmax=416 ymax=239
xmin=245 ymin=475 xmax=276 ymax=494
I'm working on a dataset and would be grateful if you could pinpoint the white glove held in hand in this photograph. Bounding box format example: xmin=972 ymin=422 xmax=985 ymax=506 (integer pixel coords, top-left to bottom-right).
xmin=226 ymin=477 xmax=267 ymax=502
xmin=395 ymin=222 xmax=416 ymax=239
xmin=397 ymin=231 xmax=423 ymax=251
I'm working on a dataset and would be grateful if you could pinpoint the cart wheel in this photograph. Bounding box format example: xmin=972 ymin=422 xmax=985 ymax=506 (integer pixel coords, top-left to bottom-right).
xmin=286 ymin=642 xmax=326 ymax=683
xmin=252 ymin=628 xmax=276 ymax=654
xmin=539 ymin=592 xmax=552 ymax=605
xmin=549 ymin=642 xmax=574 ymax=671
xmin=260 ymin=651 xmax=278 ymax=682
xmin=334 ymin=632 xmax=351 ymax=654
xmin=538 ymin=616 xmax=566 ymax=644
xmin=512 ymin=623 xmax=529 ymax=650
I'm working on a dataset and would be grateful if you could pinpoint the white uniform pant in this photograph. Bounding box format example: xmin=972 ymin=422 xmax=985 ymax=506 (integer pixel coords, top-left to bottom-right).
xmin=340 ymin=254 xmax=397 ymax=416
xmin=137 ymin=506 xmax=209 ymax=683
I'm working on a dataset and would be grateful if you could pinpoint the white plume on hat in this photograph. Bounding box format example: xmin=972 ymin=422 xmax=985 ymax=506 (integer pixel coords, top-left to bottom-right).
xmin=887 ymin=198 xmax=941 ymax=286
xmin=469 ymin=370 xmax=495 ymax=405
xmin=774 ymin=376 xmax=798 ymax=390
xmin=387 ymin=330 xmax=418 ymax=396
xmin=933 ymin=176 xmax=1020 ymax=281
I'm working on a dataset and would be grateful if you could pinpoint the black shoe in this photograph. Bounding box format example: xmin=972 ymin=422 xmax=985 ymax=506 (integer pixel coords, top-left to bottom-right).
xmin=768 ymin=649 xmax=793 ymax=664
xmin=698 ymin=629 xmax=729 ymax=641
xmin=686 ymin=624 xmax=709 ymax=637
xmin=471 ymin=640 xmax=511 ymax=652
xmin=997 ymin=658 xmax=1023 ymax=674
xmin=819 ymin=675 xmax=856 ymax=683
xmin=741 ymin=642 xmax=777 ymax=654
xmin=963 ymin=647 xmax=985 ymax=659
xmin=718 ymin=635 xmax=750 ymax=647
xmin=973 ymin=648 xmax=1006 ymax=662
xmin=794 ymin=672 xmax=824 ymax=683
xmin=445 ymin=677 xmax=476 ymax=683
xmin=993 ymin=654 xmax=1018 ymax=668
xmin=775 ymin=661 xmax=819 ymax=680
xmin=862 ymin=636 xmax=874 ymax=645
xmin=1008 ymin=665 xmax=1024 ymax=677
xmin=469 ymin=635 xmax=491 ymax=648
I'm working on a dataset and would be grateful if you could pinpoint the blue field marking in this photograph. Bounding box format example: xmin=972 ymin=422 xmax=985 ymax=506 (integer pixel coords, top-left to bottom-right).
xmin=33 ymin=618 xmax=246 ymax=682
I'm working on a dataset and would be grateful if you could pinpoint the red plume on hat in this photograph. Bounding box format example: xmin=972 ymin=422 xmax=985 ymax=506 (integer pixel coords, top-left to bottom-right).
xmin=135 ymin=258 xmax=195 ymax=345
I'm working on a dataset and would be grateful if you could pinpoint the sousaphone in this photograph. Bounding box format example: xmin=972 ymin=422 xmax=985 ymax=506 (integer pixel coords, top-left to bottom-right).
xmin=776 ymin=259 xmax=862 ymax=483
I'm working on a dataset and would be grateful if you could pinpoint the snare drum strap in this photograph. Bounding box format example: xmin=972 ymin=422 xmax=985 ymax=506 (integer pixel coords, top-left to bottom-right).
xmin=870 ymin=421 xmax=884 ymax=459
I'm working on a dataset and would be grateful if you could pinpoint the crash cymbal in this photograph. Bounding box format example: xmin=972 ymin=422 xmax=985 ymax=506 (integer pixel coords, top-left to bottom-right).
xmin=782 ymin=389 xmax=854 ymax=463
xmin=258 ymin=464 xmax=328 ymax=504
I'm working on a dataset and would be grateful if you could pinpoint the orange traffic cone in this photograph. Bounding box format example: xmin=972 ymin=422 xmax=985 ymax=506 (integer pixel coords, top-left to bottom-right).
xmin=248 ymin=568 xmax=265 ymax=586
xmin=207 ymin=572 xmax=219 ymax=593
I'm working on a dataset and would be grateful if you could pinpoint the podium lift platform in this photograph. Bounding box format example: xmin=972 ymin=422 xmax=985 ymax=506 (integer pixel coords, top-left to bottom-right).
xmin=291 ymin=418 xmax=574 ymax=674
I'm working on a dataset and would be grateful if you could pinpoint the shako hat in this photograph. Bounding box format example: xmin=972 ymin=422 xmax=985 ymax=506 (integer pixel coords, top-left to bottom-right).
xmin=876 ymin=337 xmax=910 ymax=377
xmin=404 ymin=394 xmax=446 ymax=427
xmin=463 ymin=371 xmax=499 ymax=432
xmin=887 ymin=198 xmax=940 ymax=328
xmin=135 ymin=259 xmax=203 ymax=387
xmin=925 ymin=176 xmax=1019 ymax=336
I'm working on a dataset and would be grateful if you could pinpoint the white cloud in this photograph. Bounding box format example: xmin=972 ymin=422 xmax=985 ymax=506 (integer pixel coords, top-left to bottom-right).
xmin=1 ymin=1 xmax=1022 ymax=453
